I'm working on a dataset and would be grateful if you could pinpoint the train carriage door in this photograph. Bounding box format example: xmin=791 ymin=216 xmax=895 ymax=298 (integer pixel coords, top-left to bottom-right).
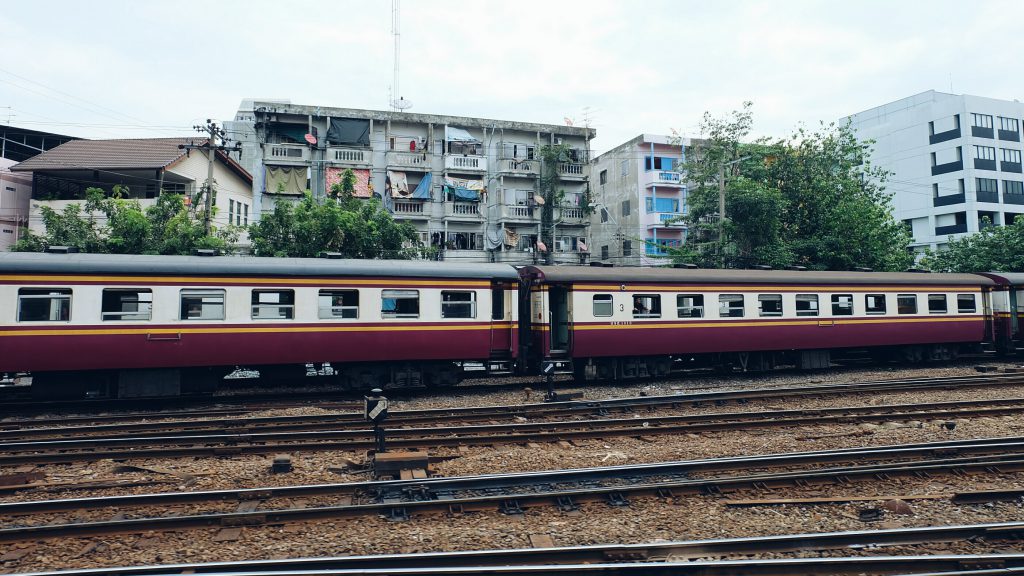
xmin=1012 ymin=289 xmax=1022 ymax=343
xmin=549 ymin=285 xmax=572 ymax=353
xmin=489 ymin=282 xmax=512 ymax=355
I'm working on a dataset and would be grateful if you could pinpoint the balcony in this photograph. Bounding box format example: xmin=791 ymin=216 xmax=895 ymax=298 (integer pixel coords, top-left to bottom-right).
xmin=557 ymin=163 xmax=586 ymax=180
xmin=971 ymin=126 xmax=994 ymax=139
xmin=999 ymin=129 xmax=1020 ymax=142
xmin=392 ymin=201 xmax=428 ymax=219
xmin=445 ymin=155 xmax=487 ymax=172
xmin=933 ymin=192 xmax=965 ymax=207
xmin=266 ymin=144 xmax=309 ymax=165
xmin=931 ymin=160 xmax=963 ymax=175
xmin=499 ymin=204 xmax=536 ymax=222
xmin=974 ymin=158 xmax=997 ymax=171
xmin=1005 ymin=193 xmax=1024 ymax=205
xmin=1001 ymin=161 xmax=1023 ymax=174
xmin=326 ymin=147 xmax=371 ymax=166
xmin=498 ymin=158 xmax=540 ymax=177
xmin=557 ymin=206 xmax=587 ymax=225
xmin=935 ymin=223 xmax=968 ymax=235
xmin=644 ymin=170 xmax=683 ymax=187
xmin=388 ymin=151 xmax=431 ymax=171
xmin=444 ymin=201 xmax=483 ymax=219
xmin=977 ymin=190 xmax=999 ymax=203
xmin=929 ymin=127 xmax=961 ymax=145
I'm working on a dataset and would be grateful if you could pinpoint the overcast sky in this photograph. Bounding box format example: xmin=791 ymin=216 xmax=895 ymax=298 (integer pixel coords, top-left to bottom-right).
xmin=3 ymin=0 xmax=1022 ymax=154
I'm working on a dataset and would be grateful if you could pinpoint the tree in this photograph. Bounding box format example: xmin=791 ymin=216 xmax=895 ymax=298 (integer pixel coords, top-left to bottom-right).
xmin=247 ymin=191 xmax=422 ymax=259
xmin=922 ymin=218 xmax=1024 ymax=272
xmin=672 ymin=104 xmax=913 ymax=271
xmin=538 ymin=143 xmax=570 ymax=263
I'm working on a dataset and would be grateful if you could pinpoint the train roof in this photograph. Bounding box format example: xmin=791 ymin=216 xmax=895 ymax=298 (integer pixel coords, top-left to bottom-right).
xmin=977 ymin=272 xmax=1024 ymax=286
xmin=521 ymin=265 xmax=994 ymax=286
xmin=0 ymin=252 xmax=520 ymax=280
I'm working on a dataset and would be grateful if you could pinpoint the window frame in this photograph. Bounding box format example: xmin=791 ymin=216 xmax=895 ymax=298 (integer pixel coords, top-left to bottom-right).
xmin=179 ymin=289 xmax=226 ymax=321
xmin=381 ymin=289 xmax=420 ymax=319
xmin=631 ymin=294 xmax=662 ymax=319
xmin=718 ymin=294 xmax=745 ymax=318
xmin=318 ymin=289 xmax=360 ymax=319
xmin=897 ymin=294 xmax=918 ymax=315
xmin=795 ymin=294 xmax=819 ymax=317
xmin=676 ymin=294 xmax=704 ymax=318
xmin=928 ymin=293 xmax=948 ymax=314
xmin=101 ymin=288 xmax=153 ymax=321
xmin=957 ymin=293 xmax=977 ymax=314
xmin=831 ymin=294 xmax=854 ymax=316
xmin=440 ymin=290 xmax=477 ymax=319
xmin=757 ymin=294 xmax=783 ymax=317
xmin=864 ymin=293 xmax=887 ymax=315
xmin=251 ymin=289 xmax=295 ymax=320
xmin=17 ymin=288 xmax=72 ymax=322
xmin=593 ymin=294 xmax=613 ymax=317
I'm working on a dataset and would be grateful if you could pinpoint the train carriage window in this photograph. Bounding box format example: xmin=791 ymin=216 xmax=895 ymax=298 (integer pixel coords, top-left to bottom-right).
xmin=17 ymin=288 xmax=71 ymax=322
xmin=831 ymin=294 xmax=854 ymax=316
xmin=897 ymin=294 xmax=918 ymax=314
xmin=865 ymin=294 xmax=887 ymax=315
xmin=928 ymin=294 xmax=948 ymax=314
xmin=319 ymin=289 xmax=359 ymax=319
xmin=677 ymin=294 xmax=704 ymax=318
xmin=758 ymin=294 xmax=783 ymax=317
xmin=179 ymin=289 xmax=225 ymax=320
xmin=593 ymin=294 xmax=613 ymax=317
xmin=102 ymin=289 xmax=152 ymax=321
xmin=382 ymin=289 xmax=419 ymax=318
xmin=719 ymin=294 xmax=744 ymax=318
xmin=441 ymin=291 xmax=476 ymax=319
xmin=957 ymin=294 xmax=977 ymax=313
xmin=795 ymin=294 xmax=819 ymax=316
xmin=251 ymin=290 xmax=294 ymax=320
xmin=491 ymin=286 xmax=505 ymax=320
xmin=632 ymin=294 xmax=661 ymax=318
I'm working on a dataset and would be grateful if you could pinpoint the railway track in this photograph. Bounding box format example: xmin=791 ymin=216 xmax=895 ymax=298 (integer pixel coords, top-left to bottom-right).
xmin=2 ymin=394 xmax=1024 ymax=465
xmin=15 ymin=522 xmax=1024 ymax=575
xmin=4 ymin=436 xmax=1024 ymax=541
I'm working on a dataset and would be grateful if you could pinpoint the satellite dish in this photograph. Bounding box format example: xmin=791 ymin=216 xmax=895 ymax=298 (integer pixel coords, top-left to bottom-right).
xmin=304 ymin=133 xmax=317 ymax=145
xmin=391 ymin=96 xmax=413 ymax=111
xmin=533 ymin=195 xmax=546 ymax=205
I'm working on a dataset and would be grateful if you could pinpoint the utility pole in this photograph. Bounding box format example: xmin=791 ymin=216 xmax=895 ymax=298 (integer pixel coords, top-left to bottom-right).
xmin=179 ymin=120 xmax=240 ymax=236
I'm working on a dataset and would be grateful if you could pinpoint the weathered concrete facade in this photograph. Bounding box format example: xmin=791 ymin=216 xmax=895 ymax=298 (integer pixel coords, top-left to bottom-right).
xmin=231 ymin=100 xmax=595 ymax=264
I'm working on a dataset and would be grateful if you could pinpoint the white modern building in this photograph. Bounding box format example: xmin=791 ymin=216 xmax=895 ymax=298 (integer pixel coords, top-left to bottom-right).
xmin=0 ymin=158 xmax=32 ymax=251
xmin=845 ymin=91 xmax=1024 ymax=252
xmin=590 ymin=134 xmax=689 ymax=266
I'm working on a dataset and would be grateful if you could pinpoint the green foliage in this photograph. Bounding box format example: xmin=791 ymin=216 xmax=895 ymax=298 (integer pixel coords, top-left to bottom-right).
xmin=922 ymin=218 xmax=1024 ymax=272
xmin=538 ymin=144 xmax=572 ymax=263
xmin=247 ymin=192 xmax=421 ymax=259
xmin=11 ymin=187 xmax=237 ymax=255
xmin=673 ymin=104 xmax=913 ymax=271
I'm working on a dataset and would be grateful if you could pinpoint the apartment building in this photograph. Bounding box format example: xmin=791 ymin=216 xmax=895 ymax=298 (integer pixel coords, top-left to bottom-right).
xmin=230 ymin=100 xmax=595 ymax=264
xmin=844 ymin=91 xmax=1024 ymax=252
xmin=590 ymin=134 xmax=689 ymax=266
xmin=0 ymin=158 xmax=32 ymax=251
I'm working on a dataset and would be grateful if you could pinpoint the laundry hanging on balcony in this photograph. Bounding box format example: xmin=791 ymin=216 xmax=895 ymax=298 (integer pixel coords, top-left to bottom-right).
xmin=326 ymin=118 xmax=370 ymax=146
xmin=503 ymin=228 xmax=520 ymax=248
xmin=411 ymin=172 xmax=432 ymax=200
xmin=326 ymin=168 xmax=373 ymax=198
xmin=386 ymin=171 xmax=410 ymax=198
xmin=443 ymin=176 xmax=484 ymax=201
xmin=264 ymin=166 xmax=307 ymax=195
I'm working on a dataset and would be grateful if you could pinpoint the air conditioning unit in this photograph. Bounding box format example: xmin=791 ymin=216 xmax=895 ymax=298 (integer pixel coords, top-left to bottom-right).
xmin=554 ymin=137 xmax=564 ymax=145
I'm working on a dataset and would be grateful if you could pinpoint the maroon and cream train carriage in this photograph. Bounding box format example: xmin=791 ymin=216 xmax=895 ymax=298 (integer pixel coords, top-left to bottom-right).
xmin=0 ymin=253 xmax=520 ymax=398
xmin=978 ymin=273 xmax=1024 ymax=352
xmin=519 ymin=265 xmax=997 ymax=381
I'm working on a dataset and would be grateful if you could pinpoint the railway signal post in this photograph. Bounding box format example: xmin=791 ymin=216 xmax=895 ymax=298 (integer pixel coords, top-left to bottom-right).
xmin=364 ymin=388 xmax=389 ymax=453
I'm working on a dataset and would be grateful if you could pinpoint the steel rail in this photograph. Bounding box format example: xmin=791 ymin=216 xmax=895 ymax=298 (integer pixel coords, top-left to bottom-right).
xmin=16 ymin=522 xmax=1024 ymax=576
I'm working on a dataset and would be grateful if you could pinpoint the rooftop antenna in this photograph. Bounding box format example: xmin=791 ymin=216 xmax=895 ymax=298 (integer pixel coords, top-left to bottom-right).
xmin=582 ymin=106 xmax=595 ymax=129
xmin=389 ymin=0 xmax=412 ymax=112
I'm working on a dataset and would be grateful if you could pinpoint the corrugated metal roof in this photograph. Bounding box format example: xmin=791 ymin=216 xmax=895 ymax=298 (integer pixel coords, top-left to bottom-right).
xmin=10 ymin=138 xmax=196 ymax=172
xmin=522 ymin=266 xmax=993 ymax=286
xmin=0 ymin=253 xmax=520 ymax=280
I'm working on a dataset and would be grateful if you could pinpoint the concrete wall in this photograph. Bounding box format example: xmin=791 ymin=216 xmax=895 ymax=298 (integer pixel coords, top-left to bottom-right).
xmin=0 ymin=159 xmax=31 ymax=251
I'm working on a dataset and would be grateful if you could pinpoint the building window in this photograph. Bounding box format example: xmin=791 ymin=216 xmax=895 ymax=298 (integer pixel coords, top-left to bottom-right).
xmin=621 ymin=200 xmax=631 ymax=217
xmin=1000 ymin=117 xmax=1020 ymax=132
xmin=1005 ymin=180 xmax=1024 ymax=195
xmin=972 ymin=113 xmax=993 ymax=129
xmin=977 ymin=178 xmax=998 ymax=193
xmin=18 ymin=288 xmax=72 ymax=322
xmin=441 ymin=291 xmax=476 ymax=318
xmin=601 ymin=245 xmax=609 ymax=259
xmin=932 ymin=183 xmax=938 ymax=197
xmin=677 ymin=294 xmax=704 ymax=318
xmin=831 ymin=294 xmax=853 ymax=316
xmin=632 ymin=294 xmax=661 ymax=318
xmin=318 ymin=289 xmax=359 ymax=318
xmin=599 ymin=169 xmax=608 ymax=185
xmin=928 ymin=294 xmax=948 ymax=314
xmin=719 ymin=294 xmax=744 ymax=318
xmin=229 ymin=199 xmax=235 ymax=224
xmin=975 ymin=146 xmax=996 ymax=161
xmin=957 ymin=294 xmax=976 ymax=313
xmin=251 ymin=289 xmax=295 ymax=320
xmin=600 ymin=207 xmax=609 ymax=223
xmin=243 ymin=204 xmax=248 ymax=226
xmin=757 ymin=294 xmax=783 ymax=317
xmin=622 ymin=240 xmax=632 ymax=256
xmin=865 ymin=294 xmax=886 ymax=315
xmin=179 ymin=289 xmax=225 ymax=320
xmin=620 ymin=159 xmax=629 ymax=177
xmin=382 ymin=289 xmax=419 ymax=318
xmin=796 ymin=294 xmax=819 ymax=316
xmin=897 ymin=294 xmax=917 ymax=314
xmin=593 ymin=294 xmax=613 ymax=317
xmin=102 ymin=289 xmax=152 ymax=321
xmin=1001 ymin=148 xmax=1022 ymax=163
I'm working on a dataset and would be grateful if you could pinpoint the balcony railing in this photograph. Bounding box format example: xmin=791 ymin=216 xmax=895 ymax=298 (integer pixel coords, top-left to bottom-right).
xmin=445 ymin=155 xmax=487 ymax=172
xmin=559 ymin=206 xmax=585 ymax=221
xmin=393 ymin=201 xmax=427 ymax=216
xmin=557 ymin=163 xmax=586 ymax=178
xmin=500 ymin=204 xmax=536 ymax=221
xmin=645 ymin=170 xmax=682 ymax=186
xmin=389 ymin=151 xmax=430 ymax=170
xmin=499 ymin=158 xmax=540 ymax=177
xmin=933 ymin=192 xmax=965 ymax=207
xmin=444 ymin=201 xmax=482 ymax=218
xmin=267 ymin=144 xmax=309 ymax=163
xmin=328 ymin=147 xmax=370 ymax=165
xmin=935 ymin=223 xmax=967 ymax=235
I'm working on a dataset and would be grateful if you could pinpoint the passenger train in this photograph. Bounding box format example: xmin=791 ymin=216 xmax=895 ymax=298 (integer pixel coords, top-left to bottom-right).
xmin=0 ymin=252 xmax=1021 ymax=399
